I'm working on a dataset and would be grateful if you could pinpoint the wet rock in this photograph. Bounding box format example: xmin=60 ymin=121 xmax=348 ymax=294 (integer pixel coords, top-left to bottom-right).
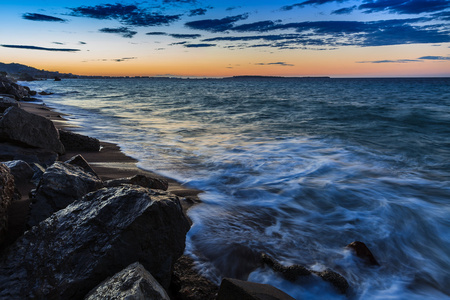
xmin=3 ymin=160 xmax=34 ymax=182
xmin=170 ymin=255 xmax=219 ymax=300
xmin=59 ymin=130 xmax=101 ymax=152
xmin=30 ymin=163 xmax=46 ymax=185
xmin=38 ymin=91 xmax=53 ymax=96
xmin=312 ymin=270 xmax=349 ymax=294
xmin=217 ymin=278 xmax=295 ymax=300
xmin=27 ymin=161 xmax=103 ymax=227
xmin=0 ymin=142 xmax=58 ymax=166
xmin=346 ymin=241 xmax=379 ymax=266
xmin=0 ymin=186 xmax=190 ymax=299
xmin=0 ymin=107 xmax=65 ymax=155
xmin=85 ymin=262 xmax=170 ymax=300
xmin=65 ymin=154 xmax=100 ymax=179
xmin=0 ymin=77 xmax=29 ymax=100
xmin=104 ymin=174 xmax=169 ymax=191
xmin=0 ymin=95 xmax=19 ymax=113
xmin=0 ymin=163 xmax=14 ymax=245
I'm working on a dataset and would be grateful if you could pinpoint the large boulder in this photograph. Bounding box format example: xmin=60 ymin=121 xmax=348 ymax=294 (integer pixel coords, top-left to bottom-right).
xmin=104 ymin=174 xmax=169 ymax=191
xmin=0 ymin=106 xmax=65 ymax=155
xmin=0 ymin=77 xmax=29 ymax=100
xmin=85 ymin=262 xmax=170 ymax=300
xmin=0 ymin=142 xmax=58 ymax=166
xmin=27 ymin=161 xmax=103 ymax=227
xmin=0 ymin=186 xmax=191 ymax=299
xmin=65 ymin=154 xmax=100 ymax=179
xmin=217 ymin=278 xmax=295 ymax=300
xmin=0 ymin=95 xmax=19 ymax=113
xmin=59 ymin=130 xmax=100 ymax=152
xmin=3 ymin=160 xmax=34 ymax=182
xmin=0 ymin=163 xmax=14 ymax=245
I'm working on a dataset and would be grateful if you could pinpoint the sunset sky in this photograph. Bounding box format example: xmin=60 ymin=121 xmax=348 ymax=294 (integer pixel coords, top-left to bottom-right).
xmin=1 ymin=0 xmax=449 ymax=77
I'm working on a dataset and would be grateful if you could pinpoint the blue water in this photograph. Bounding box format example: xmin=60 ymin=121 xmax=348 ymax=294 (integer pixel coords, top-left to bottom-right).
xmin=24 ymin=78 xmax=450 ymax=299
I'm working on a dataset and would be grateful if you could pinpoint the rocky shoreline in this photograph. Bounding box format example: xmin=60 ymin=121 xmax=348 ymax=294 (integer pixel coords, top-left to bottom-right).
xmin=0 ymin=76 xmax=379 ymax=299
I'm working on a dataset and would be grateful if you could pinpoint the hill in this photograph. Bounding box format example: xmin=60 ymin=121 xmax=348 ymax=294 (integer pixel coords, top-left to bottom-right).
xmin=0 ymin=62 xmax=77 ymax=80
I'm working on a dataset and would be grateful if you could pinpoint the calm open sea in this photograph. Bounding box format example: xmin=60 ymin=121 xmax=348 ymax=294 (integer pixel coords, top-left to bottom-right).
xmin=24 ymin=77 xmax=450 ymax=299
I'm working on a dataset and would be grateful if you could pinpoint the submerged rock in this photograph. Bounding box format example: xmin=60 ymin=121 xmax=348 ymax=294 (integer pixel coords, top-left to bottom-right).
xmin=104 ymin=174 xmax=169 ymax=191
xmin=217 ymin=278 xmax=295 ymax=300
xmin=0 ymin=186 xmax=190 ymax=299
xmin=0 ymin=163 xmax=14 ymax=245
xmin=59 ymin=130 xmax=100 ymax=152
xmin=0 ymin=107 xmax=65 ymax=155
xmin=27 ymin=161 xmax=103 ymax=227
xmin=346 ymin=241 xmax=380 ymax=266
xmin=85 ymin=262 xmax=170 ymax=300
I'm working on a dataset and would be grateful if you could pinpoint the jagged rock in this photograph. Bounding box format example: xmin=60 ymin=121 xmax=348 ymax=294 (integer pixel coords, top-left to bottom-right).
xmin=261 ymin=253 xmax=349 ymax=294
xmin=0 ymin=77 xmax=29 ymax=100
xmin=30 ymin=163 xmax=46 ymax=185
xmin=85 ymin=262 xmax=170 ymax=300
xmin=0 ymin=95 xmax=19 ymax=113
xmin=3 ymin=160 xmax=34 ymax=182
xmin=65 ymin=154 xmax=100 ymax=179
xmin=104 ymin=174 xmax=168 ymax=191
xmin=217 ymin=278 xmax=295 ymax=300
xmin=0 ymin=163 xmax=14 ymax=245
xmin=0 ymin=142 xmax=58 ymax=166
xmin=0 ymin=186 xmax=190 ymax=299
xmin=38 ymin=91 xmax=53 ymax=96
xmin=27 ymin=162 xmax=103 ymax=227
xmin=346 ymin=241 xmax=379 ymax=266
xmin=170 ymin=255 xmax=219 ymax=300
xmin=59 ymin=130 xmax=100 ymax=152
xmin=0 ymin=107 xmax=65 ymax=154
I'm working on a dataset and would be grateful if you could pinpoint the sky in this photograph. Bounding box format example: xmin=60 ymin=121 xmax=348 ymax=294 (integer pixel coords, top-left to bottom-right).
xmin=1 ymin=0 xmax=449 ymax=77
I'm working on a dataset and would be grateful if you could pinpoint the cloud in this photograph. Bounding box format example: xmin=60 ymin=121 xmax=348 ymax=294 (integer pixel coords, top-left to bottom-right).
xmin=359 ymin=0 xmax=450 ymax=14
xmin=185 ymin=14 xmax=248 ymax=32
xmin=83 ymin=57 xmax=137 ymax=62
xmin=163 ymin=0 xmax=198 ymax=3
xmin=79 ymin=41 xmax=87 ymax=45
xmin=52 ymin=42 xmax=65 ymax=45
xmin=170 ymin=33 xmax=201 ymax=38
xmin=332 ymin=6 xmax=357 ymax=14
xmin=255 ymin=62 xmax=295 ymax=66
xmin=70 ymin=3 xmax=181 ymax=26
xmin=418 ymin=55 xmax=450 ymax=60
xmin=22 ymin=13 xmax=67 ymax=22
xmin=1 ymin=44 xmax=80 ymax=52
xmin=184 ymin=43 xmax=216 ymax=47
xmin=189 ymin=8 xmax=207 ymax=16
xmin=146 ymin=32 xmax=168 ymax=35
xmin=99 ymin=27 xmax=137 ymax=38
xmin=233 ymin=21 xmax=278 ymax=32
xmin=281 ymin=0 xmax=344 ymax=10
xmin=357 ymin=59 xmax=422 ymax=63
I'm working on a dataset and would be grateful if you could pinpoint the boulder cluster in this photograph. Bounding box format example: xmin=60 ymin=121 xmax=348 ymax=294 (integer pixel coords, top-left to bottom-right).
xmin=0 ymin=77 xmax=379 ymax=299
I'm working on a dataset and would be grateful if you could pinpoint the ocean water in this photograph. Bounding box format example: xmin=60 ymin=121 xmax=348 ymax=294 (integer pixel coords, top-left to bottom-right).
xmin=24 ymin=78 xmax=450 ymax=299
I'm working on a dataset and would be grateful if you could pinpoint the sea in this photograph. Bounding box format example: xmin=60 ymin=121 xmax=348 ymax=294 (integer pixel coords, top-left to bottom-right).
xmin=23 ymin=77 xmax=450 ymax=299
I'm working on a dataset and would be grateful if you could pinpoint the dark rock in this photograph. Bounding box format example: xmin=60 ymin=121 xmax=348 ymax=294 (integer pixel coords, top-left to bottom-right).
xmin=64 ymin=154 xmax=100 ymax=179
xmin=261 ymin=253 xmax=349 ymax=294
xmin=104 ymin=174 xmax=168 ymax=191
xmin=3 ymin=160 xmax=34 ymax=182
xmin=85 ymin=262 xmax=170 ymax=300
xmin=59 ymin=129 xmax=100 ymax=152
xmin=0 ymin=107 xmax=65 ymax=154
xmin=0 ymin=142 xmax=58 ymax=166
xmin=0 ymin=77 xmax=29 ymax=100
xmin=0 ymin=186 xmax=190 ymax=299
xmin=27 ymin=161 xmax=103 ymax=227
xmin=0 ymin=95 xmax=19 ymax=113
xmin=54 ymin=76 xmax=61 ymax=81
xmin=28 ymin=90 xmax=37 ymax=96
xmin=346 ymin=241 xmax=379 ymax=266
xmin=217 ymin=278 xmax=295 ymax=300
xmin=170 ymin=255 xmax=219 ymax=300
xmin=20 ymin=97 xmax=41 ymax=102
xmin=0 ymin=163 xmax=14 ymax=245
xmin=38 ymin=91 xmax=53 ymax=96
xmin=30 ymin=163 xmax=46 ymax=185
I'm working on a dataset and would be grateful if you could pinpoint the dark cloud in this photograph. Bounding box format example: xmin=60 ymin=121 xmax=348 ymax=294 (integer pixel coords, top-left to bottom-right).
xmin=357 ymin=59 xmax=422 ymax=63
xmin=281 ymin=0 xmax=344 ymax=10
xmin=99 ymin=27 xmax=137 ymax=38
xmin=170 ymin=41 xmax=188 ymax=45
xmin=163 ymin=0 xmax=198 ymax=3
xmin=419 ymin=55 xmax=450 ymax=60
xmin=184 ymin=43 xmax=216 ymax=47
xmin=70 ymin=3 xmax=181 ymax=26
xmin=332 ymin=6 xmax=357 ymax=14
xmin=189 ymin=8 xmax=207 ymax=16
xmin=233 ymin=21 xmax=278 ymax=32
xmin=52 ymin=42 xmax=65 ymax=45
xmin=170 ymin=33 xmax=201 ymax=38
xmin=433 ymin=11 xmax=450 ymax=20
xmin=22 ymin=13 xmax=67 ymax=22
xmin=146 ymin=32 xmax=168 ymax=35
xmin=83 ymin=57 xmax=137 ymax=62
xmin=359 ymin=0 xmax=450 ymax=14
xmin=1 ymin=44 xmax=80 ymax=52
xmin=226 ymin=6 xmax=241 ymax=11
xmin=185 ymin=14 xmax=248 ymax=32
xmin=79 ymin=41 xmax=87 ymax=45
xmin=255 ymin=62 xmax=295 ymax=66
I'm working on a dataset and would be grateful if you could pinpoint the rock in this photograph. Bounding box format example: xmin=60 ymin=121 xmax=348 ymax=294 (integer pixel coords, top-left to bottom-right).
xmin=59 ymin=129 xmax=101 ymax=152
xmin=346 ymin=241 xmax=379 ymax=266
xmin=3 ymin=160 xmax=34 ymax=182
xmin=0 ymin=186 xmax=190 ymax=299
xmin=0 ymin=77 xmax=29 ymax=100
xmin=28 ymin=90 xmax=37 ymax=96
xmin=54 ymin=76 xmax=61 ymax=81
xmin=217 ymin=278 xmax=295 ymax=300
xmin=0 ymin=95 xmax=19 ymax=113
xmin=261 ymin=253 xmax=349 ymax=294
xmin=0 ymin=163 xmax=14 ymax=245
xmin=27 ymin=161 xmax=103 ymax=227
xmin=65 ymin=154 xmax=100 ymax=179
xmin=85 ymin=262 xmax=170 ymax=300
xmin=30 ymin=163 xmax=46 ymax=185
xmin=104 ymin=174 xmax=169 ymax=191
xmin=38 ymin=91 xmax=53 ymax=96
xmin=0 ymin=106 xmax=65 ymax=155
xmin=0 ymin=142 xmax=58 ymax=166
xmin=170 ymin=255 xmax=219 ymax=300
